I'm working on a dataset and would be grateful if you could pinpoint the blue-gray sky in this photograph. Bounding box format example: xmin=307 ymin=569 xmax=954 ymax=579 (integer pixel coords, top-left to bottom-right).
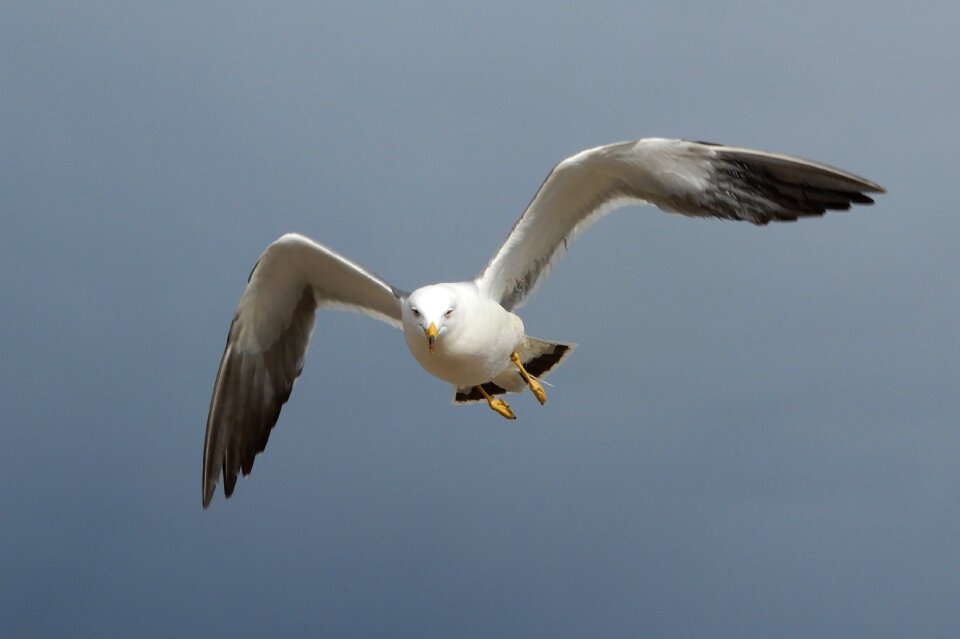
xmin=2 ymin=2 xmax=957 ymax=637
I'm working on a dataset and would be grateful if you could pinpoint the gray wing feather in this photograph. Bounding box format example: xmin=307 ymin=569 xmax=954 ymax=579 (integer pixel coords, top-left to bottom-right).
xmin=202 ymin=233 xmax=406 ymax=508
xmin=476 ymin=138 xmax=884 ymax=310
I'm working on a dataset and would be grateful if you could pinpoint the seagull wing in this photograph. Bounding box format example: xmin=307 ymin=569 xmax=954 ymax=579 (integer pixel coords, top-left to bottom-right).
xmin=202 ymin=233 xmax=406 ymax=507
xmin=476 ymin=138 xmax=885 ymax=310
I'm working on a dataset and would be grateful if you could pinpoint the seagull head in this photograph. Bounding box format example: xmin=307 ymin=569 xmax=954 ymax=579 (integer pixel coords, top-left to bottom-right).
xmin=403 ymin=285 xmax=460 ymax=356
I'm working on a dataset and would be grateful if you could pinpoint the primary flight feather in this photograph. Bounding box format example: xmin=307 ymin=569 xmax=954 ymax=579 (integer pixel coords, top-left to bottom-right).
xmin=202 ymin=137 xmax=884 ymax=507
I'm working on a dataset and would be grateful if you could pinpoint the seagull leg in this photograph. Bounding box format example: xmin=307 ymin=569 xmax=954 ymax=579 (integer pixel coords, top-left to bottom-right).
xmin=511 ymin=352 xmax=546 ymax=405
xmin=477 ymin=385 xmax=516 ymax=420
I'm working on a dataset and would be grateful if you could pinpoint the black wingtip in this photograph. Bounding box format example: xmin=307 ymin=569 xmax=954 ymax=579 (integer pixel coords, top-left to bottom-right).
xmin=200 ymin=479 xmax=217 ymax=510
xmin=202 ymin=473 xmax=217 ymax=509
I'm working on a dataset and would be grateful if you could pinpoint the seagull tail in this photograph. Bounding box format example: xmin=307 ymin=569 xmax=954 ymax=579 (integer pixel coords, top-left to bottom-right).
xmin=452 ymin=337 xmax=576 ymax=403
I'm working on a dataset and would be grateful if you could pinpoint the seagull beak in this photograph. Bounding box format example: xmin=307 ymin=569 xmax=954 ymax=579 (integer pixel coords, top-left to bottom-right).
xmin=424 ymin=322 xmax=438 ymax=355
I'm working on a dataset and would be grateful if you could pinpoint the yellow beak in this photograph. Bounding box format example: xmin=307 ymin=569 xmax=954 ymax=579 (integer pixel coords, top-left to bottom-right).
xmin=425 ymin=322 xmax=438 ymax=354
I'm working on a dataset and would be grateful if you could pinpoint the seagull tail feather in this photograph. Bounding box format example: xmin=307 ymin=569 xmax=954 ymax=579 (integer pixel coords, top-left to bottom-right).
xmin=452 ymin=338 xmax=576 ymax=404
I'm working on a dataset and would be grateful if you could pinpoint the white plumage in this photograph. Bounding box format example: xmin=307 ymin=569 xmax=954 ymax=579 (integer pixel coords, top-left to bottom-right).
xmin=202 ymin=138 xmax=884 ymax=507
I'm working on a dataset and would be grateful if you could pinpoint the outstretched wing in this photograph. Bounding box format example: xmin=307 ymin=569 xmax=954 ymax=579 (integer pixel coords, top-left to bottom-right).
xmin=202 ymin=233 xmax=407 ymax=508
xmin=476 ymin=138 xmax=885 ymax=310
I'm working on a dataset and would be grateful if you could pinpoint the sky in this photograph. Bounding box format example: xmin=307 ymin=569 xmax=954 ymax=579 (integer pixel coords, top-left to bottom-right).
xmin=2 ymin=2 xmax=958 ymax=637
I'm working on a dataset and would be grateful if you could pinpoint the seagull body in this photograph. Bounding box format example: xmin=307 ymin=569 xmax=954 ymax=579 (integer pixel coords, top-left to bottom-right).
xmin=203 ymin=138 xmax=884 ymax=507
xmin=403 ymin=282 xmax=526 ymax=389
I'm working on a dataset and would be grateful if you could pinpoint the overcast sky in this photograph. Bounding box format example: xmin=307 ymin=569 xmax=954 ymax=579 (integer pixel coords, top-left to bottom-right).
xmin=2 ymin=2 xmax=958 ymax=637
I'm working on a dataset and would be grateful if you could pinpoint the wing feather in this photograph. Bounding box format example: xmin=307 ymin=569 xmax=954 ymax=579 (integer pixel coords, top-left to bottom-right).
xmin=476 ymin=138 xmax=884 ymax=310
xmin=202 ymin=233 xmax=406 ymax=507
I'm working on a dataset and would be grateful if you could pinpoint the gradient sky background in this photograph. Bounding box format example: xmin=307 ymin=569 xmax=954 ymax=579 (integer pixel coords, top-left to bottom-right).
xmin=2 ymin=2 xmax=958 ymax=637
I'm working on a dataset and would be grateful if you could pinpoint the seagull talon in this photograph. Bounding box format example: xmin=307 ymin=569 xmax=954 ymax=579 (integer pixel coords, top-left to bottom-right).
xmin=529 ymin=380 xmax=546 ymax=405
xmin=476 ymin=385 xmax=517 ymax=419
xmin=511 ymin=351 xmax=547 ymax=405
xmin=489 ymin=398 xmax=516 ymax=420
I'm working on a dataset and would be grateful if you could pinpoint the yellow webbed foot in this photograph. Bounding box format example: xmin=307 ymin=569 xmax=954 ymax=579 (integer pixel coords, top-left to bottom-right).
xmin=511 ymin=352 xmax=547 ymax=405
xmin=528 ymin=378 xmax=546 ymax=405
xmin=476 ymin=385 xmax=517 ymax=420
xmin=488 ymin=398 xmax=517 ymax=420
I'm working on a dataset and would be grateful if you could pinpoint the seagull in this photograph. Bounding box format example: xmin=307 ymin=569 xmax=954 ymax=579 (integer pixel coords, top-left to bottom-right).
xmin=202 ymin=137 xmax=884 ymax=507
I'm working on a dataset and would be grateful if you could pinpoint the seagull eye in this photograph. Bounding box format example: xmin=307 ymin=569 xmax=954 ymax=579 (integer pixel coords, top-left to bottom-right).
xmin=411 ymin=308 xmax=420 ymax=317
xmin=444 ymin=308 xmax=454 ymax=318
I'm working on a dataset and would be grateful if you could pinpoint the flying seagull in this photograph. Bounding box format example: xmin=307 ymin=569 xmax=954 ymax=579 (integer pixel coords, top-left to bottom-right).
xmin=202 ymin=137 xmax=884 ymax=507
